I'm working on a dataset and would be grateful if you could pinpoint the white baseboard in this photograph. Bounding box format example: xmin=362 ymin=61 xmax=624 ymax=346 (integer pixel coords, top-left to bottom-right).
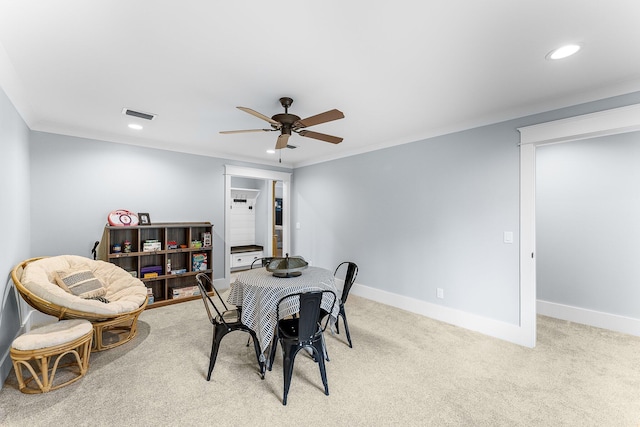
xmin=0 ymin=315 xmax=28 ymax=391
xmin=0 ymin=323 xmax=24 ymax=390
xmin=214 ymin=278 xmax=229 ymax=292
xmin=351 ymin=283 xmax=533 ymax=347
xmin=537 ymin=299 xmax=640 ymax=337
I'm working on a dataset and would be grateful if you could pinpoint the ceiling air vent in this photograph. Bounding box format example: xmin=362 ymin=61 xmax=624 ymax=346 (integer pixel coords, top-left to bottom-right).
xmin=122 ymin=108 xmax=156 ymax=121
xmin=286 ymin=144 xmax=297 ymax=149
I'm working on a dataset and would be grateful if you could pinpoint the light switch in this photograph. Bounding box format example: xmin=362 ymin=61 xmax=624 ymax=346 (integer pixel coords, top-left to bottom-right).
xmin=503 ymin=231 xmax=513 ymax=244
xmin=295 ymin=222 xmax=301 ymax=230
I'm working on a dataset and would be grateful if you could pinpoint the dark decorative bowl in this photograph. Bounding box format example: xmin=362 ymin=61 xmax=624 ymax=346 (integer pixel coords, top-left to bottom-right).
xmin=266 ymin=256 xmax=308 ymax=278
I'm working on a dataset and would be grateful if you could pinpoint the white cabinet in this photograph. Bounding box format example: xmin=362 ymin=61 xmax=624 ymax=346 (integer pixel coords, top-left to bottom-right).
xmin=231 ymin=250 xmax=263 ymax=269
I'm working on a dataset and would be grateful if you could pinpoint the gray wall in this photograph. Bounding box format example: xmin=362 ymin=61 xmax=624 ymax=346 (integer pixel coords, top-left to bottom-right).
xmin=0 ymin=87 xmax=31 ymax=382
xmin=291 ymin=91 xmax=640 ymax=326
xmin=537 ymin=131 xmax=640 ymax=317
xmin=29 ymin=132 xmax=290 ymax=278
xmin=292 ymin=122 xmax=522 ymax=323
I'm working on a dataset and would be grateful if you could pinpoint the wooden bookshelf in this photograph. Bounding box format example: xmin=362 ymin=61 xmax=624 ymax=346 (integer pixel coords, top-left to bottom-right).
xmin=98 ymin=222 xmax=213 ymax=308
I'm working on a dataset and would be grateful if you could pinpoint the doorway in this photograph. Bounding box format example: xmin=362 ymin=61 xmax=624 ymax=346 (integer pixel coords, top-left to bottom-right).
xmin=273 ymin=181 xmax=283 ymax=258
xmin=224 ymin=165 xmax=292 ymax=284
xmin=518 ymin=102 xmax=640 ymax=347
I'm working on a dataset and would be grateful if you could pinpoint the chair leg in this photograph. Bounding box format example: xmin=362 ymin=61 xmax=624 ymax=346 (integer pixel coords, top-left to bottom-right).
xmin=282 ymin=344 xmax=301 ymax=406
xmin=207 ymin=329 xmax=221 ymax=381
xmin=248 ymin=332 xmax=265 ymax=379
xmin=320 ymin=332 xmax=330 ymax=362
xmin=340 ymin=305 xmax=353 ymax=348
xmin=207 ymin=326 xmax=228 ymax=380
xmin=313 ymin=340 xmax=330 ymax=396
xmin=268 ymin=332 xmax=279 ymax=372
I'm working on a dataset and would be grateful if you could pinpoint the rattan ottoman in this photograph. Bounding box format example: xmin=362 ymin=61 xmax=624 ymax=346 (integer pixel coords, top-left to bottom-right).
xmin=10 ymin=319 xmax=93 ymax=393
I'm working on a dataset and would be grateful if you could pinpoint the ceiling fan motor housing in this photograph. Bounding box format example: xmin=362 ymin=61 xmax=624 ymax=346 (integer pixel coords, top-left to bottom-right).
xmin=271 ymin=113 xmax=300 ymax=134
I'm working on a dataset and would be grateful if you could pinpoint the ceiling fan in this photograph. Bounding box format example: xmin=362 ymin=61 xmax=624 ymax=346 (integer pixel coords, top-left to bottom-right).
xmin=220 ymin=97 xmax=344 ymax=150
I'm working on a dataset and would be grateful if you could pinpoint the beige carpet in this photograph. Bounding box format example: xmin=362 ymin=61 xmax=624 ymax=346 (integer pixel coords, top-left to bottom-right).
xmin=1 ymin=295 xmax=640 ymax=426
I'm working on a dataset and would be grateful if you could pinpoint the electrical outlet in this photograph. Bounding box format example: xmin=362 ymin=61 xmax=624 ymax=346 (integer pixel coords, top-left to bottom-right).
xmin=436 ymin=288 xmax=444 ymax=299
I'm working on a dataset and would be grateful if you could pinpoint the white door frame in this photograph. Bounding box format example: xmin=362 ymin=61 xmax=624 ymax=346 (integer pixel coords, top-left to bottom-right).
xmin=224 ymin=165 xmax=292 ymax=283
xmin=517 ymin=103 xmax=640 ymax=347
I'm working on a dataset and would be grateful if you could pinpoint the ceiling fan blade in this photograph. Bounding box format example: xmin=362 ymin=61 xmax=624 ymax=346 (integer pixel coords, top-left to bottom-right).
xmin=276 ymin=134 xmax=290 ymax=149
xmin=294 ymin=109 xmax=344 ymax=128
xmin=219 ymin=129 xmax=272 ymax=134
xmin=237 ymin=106 xmax=281 ymax=127
xmin=298 ymin=130 xmax=343 ymax=144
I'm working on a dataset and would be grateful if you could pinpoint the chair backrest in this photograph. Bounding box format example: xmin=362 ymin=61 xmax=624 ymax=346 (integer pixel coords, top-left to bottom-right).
xmin=277 ymin=290 xmax=336 ymax=343
xmin=334 ymin=262 xmax=358 ymax=304
xmin=195 ymin=273 xmax=229 ymax=327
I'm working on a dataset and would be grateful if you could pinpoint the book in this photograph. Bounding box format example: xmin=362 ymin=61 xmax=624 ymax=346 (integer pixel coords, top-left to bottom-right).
xmin=142 ymin=240 xmax=162 ymax=252
xmin=171 ymin=285 xmax=201 ymax=299
xmin=192 ymin=253 xmax=208 ymax=271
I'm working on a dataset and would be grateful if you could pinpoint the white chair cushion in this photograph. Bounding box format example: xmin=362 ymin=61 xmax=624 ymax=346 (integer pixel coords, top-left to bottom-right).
xmin=21 ymin=255 xmax=147 ymax=316
xmin=12 ymin=319 xmax=93 ymax=351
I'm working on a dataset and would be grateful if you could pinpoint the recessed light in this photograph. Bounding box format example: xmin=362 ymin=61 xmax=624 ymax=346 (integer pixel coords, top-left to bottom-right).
xmin=266 ymin=149 xmax=276 ymax=154
xmin=128 ymin=123 xmax=143 ymax=130
xmin=546 ymin=44 xmax=582 ymax=60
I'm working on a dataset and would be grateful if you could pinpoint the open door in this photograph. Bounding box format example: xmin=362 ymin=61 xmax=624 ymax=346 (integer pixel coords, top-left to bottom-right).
xmin=272 ymin=181 xmax=283 ymax=257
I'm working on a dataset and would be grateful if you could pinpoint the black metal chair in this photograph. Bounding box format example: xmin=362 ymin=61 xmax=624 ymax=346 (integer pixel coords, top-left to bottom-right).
xmin=321 ymin=261 xmax=358 ymax=348
xmin=250 ymin=257 xmax=274 ymax=269
xmin=195 ymin=273 xmax=264 ymax=380
xmin=267 ymin=290 xmax=336 ymax=405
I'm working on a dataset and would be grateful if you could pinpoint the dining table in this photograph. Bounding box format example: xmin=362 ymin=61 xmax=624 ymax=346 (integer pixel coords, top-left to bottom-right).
xmin=227 ymin=266 xmax=340 ymax=361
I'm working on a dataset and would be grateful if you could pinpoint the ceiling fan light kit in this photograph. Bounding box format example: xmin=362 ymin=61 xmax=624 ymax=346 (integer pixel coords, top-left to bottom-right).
xmin=220 ymin=97 xmax=344 ymax=151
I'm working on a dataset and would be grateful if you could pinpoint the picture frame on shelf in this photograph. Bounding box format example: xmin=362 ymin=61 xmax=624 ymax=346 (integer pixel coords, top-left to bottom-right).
xmin=138 ymin=213 xmax=151 ymax=225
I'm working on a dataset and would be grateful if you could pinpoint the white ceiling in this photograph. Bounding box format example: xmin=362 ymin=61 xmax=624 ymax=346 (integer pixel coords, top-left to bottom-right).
xmin=1 ymin=1 xmax=640 ymax=168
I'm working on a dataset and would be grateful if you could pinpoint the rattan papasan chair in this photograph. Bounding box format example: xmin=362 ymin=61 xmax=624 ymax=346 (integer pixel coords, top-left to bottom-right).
xmin=12 ymin=255 xmax=148 ymax=351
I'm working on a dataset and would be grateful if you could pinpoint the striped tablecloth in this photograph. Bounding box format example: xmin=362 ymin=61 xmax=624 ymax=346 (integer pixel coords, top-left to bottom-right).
xmin=227 ymin=266 xmax=340 ymax=358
